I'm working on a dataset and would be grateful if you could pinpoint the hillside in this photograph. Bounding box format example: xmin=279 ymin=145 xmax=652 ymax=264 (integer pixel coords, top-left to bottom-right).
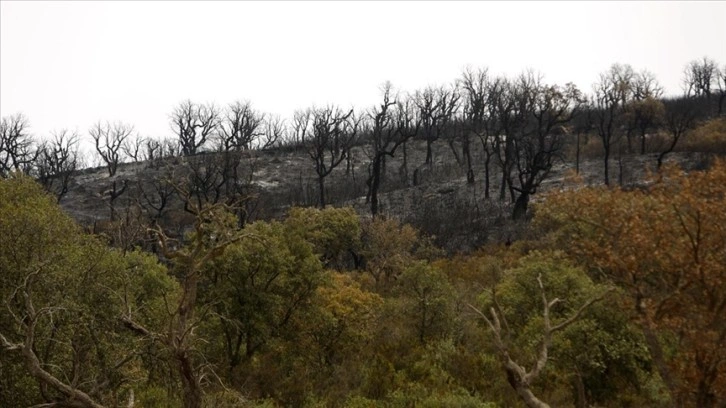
xmin=58 ymin=138 xmax=713 ymax=252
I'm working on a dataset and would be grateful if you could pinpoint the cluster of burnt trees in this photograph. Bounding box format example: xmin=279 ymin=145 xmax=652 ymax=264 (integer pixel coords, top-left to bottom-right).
xmin=2 ymin=57 xmax=725 ymax=221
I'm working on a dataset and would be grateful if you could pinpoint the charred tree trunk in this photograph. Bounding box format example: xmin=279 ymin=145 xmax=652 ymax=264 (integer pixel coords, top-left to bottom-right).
xmin=318 ymin=175 xmax=326 ymax=208
xmin=369 ymin=155 xmax=383 ymax=216
xmin=512 ymin=191 xmax=529 ymax=221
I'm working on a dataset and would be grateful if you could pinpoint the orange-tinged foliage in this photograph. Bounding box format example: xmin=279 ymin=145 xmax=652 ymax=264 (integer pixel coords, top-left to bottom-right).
xmin=683 ymin=117 xmax=726 ymax=153
xmin=536 ymin=158 xmax=726 ymax=407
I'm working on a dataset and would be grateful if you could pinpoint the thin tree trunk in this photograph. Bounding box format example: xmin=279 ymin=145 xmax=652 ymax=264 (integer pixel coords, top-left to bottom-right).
xmin=318 ymin=176 xmax=326 ymax=208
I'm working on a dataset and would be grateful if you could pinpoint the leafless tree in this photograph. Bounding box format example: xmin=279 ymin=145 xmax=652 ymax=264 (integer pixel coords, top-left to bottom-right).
xmin=365 ymin=82 xmax=419 ymax=216
xmin=491 ymin=76 xmax=522 ymax=202
xmin=395 ymin=95 xmax=420 ymax=185
xmin=36 ymin=129 xmax=80 ymax=202
xmin=217 ymin=100 xmax=265 ymax=151
xmin=572 ymin=101 xmax=594 ymax=175
xmin=657 ymin=97 xmax=700 ymax=168
xmin=138 ymin=171 xmax=176 ymax=224
xmin=510 ymin=74 xmax=584 ymax=220
xmin=260 ymin=115 xmax=286 ymax=150
xmin=683 ymin=56 xmax=718 ymax=98
xmin=296 ymin=105 xmax=359 ymax=207
xmin=89 ymin=121 xmax=134 ymax=176
xmin=592 ymin=64 xmax=634 ymax=185
xmin=624 ymin=70 xmax=664 ymax=153
xmin=415 ymin=84 xmax=460 ymax=166
xmin=0 ymin=113 xmax=37 ymax=177
xmin=104 ymin=179 xmax=129 ymax=221
xmin=121 ymin=133 xmax=146 ymax=163
xmin=717 ymin=63 xmax=726 ymax=115
xmin=459 ymin=67 xmax=497 ymax=189
xmin=170 ymin=100 xmax=221 ymax=156
xmin=631 ymin=69 xmax=664 ymax=101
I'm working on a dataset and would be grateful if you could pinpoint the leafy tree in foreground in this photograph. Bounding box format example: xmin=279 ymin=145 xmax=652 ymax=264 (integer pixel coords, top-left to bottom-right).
xmin=537 ymin=159 xmax=726 ymax=407
xmin=469 ymin=254 xmax=615 ymax=408
xmin=0 ymin=175 xmax=175 ymax=408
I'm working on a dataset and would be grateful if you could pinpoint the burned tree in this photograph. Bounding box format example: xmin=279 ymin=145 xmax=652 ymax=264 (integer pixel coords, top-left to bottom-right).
xmin=510 ymin=76 xmax=584 ymax=220
xmin=36 ymin=130 xmax=80 ymax=202
xmin=415 ymin=85 xmax=460 ymax=166
xmin=296 ymin=106 xmax=359 ymax=208
xmin=260 ymin=115 xmax=286 ymax=150
xmin=657 ymin=97 xmax=701 ymax=168
xmin=171 ymin=100 xmax=220 ymax=156
xmin=491 ymin=76 xmax=522 ymax=202
xmin=625 ymin=70 xmax=665 ymax=154
xmin=0 ymin=113 xmax=36 ymax=177
xmin=460 ymin=67 xmax=503 ymax=192
xmin=365 ymin=83 xmax=419 ymax=216
xmin=592 ymin=64 xmax=634 ymax=185
xmin=89 ymin=121 xmax=134 ymax=177
xmin=217 ymin=100 xmax=265 ymax=151
xmin=683 ymin=56 xmax=718 ymax=99
xmin=121 ymin=133 xmax=146 ymax=163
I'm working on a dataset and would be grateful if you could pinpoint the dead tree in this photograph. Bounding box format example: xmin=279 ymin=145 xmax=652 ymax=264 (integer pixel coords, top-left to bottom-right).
xmin=170 ymin=100 xmax=220 ymax=156
xmin=121 ymin=133 xmax=146 ymax=163
xmin=683 ymin=56 xmax=718 ymax=98
xmin=415 ymin=85 xmax=460 ymax=166
xmin=625 ymin=71 xmax=665 ymax=154
xmin=460 ymin=67 xmax=495 ymax=188
xmin=89 ymin=121 xmax=134 ymax=176
xmin=396 ymin=95 xmax=420 ymax=185
xmin=657 ymin=97 xmax=700 ymax=168
xmin=592 ymin=64 xmax=634 ymax=185
xmin=510 ymin=76 xmax=584 ymax=220
xmin=260 ymin=115 xmax=286 ymax=150
xmin=104 ymin=179 xmax=129 ymax=221
xmin=296 ymin=106 xmax=359 ymax=208
xmin=0 ymin=113 xmax=37 ymax=177
xmin=36 ymin=129 xmax=80 ymax=202
xmin=365 ymin=83 xmax=418 ymax=216
xmin=491 ymin=76 xmax=521 ymax=202
xmin=217 ymin=100 xmax=265 ymax=151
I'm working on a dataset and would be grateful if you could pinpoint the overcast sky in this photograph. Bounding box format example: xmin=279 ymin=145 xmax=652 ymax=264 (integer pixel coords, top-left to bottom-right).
xmin=1 ymin=1 xmax=725 ymax=150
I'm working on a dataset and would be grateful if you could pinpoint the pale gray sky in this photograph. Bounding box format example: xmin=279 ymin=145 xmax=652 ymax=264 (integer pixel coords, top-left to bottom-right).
xmin=1 ymin=1 xmax=725 ymax=151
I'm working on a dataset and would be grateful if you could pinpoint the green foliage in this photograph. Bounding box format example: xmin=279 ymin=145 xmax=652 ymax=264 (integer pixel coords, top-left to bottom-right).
xmin=285 ymin=206 xmax=361 ymax=269
xmin=0 ymin=175 xmax=177 ymax=406
xmin=397 ymin=262 xmax=456 ymax=344
xmin=475 ymin=252 xmax=656 ymax=406
xmin=202 ymin=219 xmax=325 ymax=378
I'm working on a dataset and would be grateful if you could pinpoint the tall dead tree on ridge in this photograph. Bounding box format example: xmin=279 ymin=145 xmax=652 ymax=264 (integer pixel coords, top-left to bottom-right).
xmin=89 ymin=121 xmax=134 ymax=177
xmin=217 ymin=100 xmax=265 ymax=151
xmin=415 ymin=85 xmax=460 ymax=166
xmin=171 ymin=100 xmax=221 ymax=156
xmin=0 ymin=113 xmax=36 ymax=177
xmin=296 ymin=106 xmax=359 ymax=208
xmin=683 ymin=56 xmax=718 ymax=99
xmin=510 ymin=74 xmax=584 ymax=220
xmin=365 ymin=82 xmax=419 ymax=216
xmin=592 ymin=64 xmax=634 ymax=186
xmin=36 ymin=129 xmax=80 ymax=202
xmin=459 ymin=67 xmax=494 ymax=188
